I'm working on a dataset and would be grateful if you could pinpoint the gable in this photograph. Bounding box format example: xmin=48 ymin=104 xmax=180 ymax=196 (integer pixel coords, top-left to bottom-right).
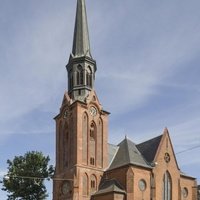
xmin=154 ymin=128 xmax=180 ymax=170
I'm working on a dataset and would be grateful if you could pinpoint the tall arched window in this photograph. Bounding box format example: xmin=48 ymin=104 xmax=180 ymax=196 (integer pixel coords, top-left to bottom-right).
xmin=89 ymin=122 xmax=96 ymax=166
xmin=162 ymin=171 xmax=172 ymax=200
xmin=90 ymin=123 xmax=95 ymax=140
xmin=97 ymin=118 xmax=103 ymax=167
xmin=80 ymin=70 xmax=83 ymax=84
xmin=86 ymin=66 xmax=92 ymax=87
xmin=76 ymin=71 xmax=80 ymax=85
xmin=82 ymin=113 xmax=88 ymax=164
xmin=90 ymin=174 xmax=97 ymax=193
xmin=82 ymin=173 xmax=89 ymax=196
xmin=63 ymin=123 xmax=69 ymax=168
xmin=76 ymin=65 xmax=83 ymax=85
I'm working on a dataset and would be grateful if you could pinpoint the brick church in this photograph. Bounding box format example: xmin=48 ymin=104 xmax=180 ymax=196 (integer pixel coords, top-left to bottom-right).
xmin=53 ymin=0 xmax=198 ymax=199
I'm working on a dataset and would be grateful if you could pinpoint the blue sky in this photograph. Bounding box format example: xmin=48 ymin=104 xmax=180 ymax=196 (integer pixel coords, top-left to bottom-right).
xmin=1 ymin=0 xmax=200 ymax=199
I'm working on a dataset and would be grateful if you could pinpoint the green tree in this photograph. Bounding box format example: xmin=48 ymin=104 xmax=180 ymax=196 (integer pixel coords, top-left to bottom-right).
xmin=1 ymin=151 xmax=54 ymax=200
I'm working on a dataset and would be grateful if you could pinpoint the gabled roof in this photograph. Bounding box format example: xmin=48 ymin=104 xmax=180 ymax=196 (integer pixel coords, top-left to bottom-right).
xmin=92 ymin=179 xmax=125 ymax=196
xmin=109 ymin=137 xmax=150 ymax=170
xmin=136 ymin=134 xmax=162 ymax=163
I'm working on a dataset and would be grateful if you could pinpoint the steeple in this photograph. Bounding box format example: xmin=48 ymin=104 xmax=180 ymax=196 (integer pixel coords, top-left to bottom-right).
xmin=66 ymin=0 xmax=96 ymax=102
xmin=72 ymin=0 xmax=92 ymax=58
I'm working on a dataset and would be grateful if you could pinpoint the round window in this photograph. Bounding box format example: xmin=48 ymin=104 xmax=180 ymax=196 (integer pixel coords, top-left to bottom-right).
xmin=182 ymin=187 xmax=188 ymax=198
xmin=164 ymin=153 xmax=170 ymax=163
xmin=138 ymin=179 xmax=146 ymax=191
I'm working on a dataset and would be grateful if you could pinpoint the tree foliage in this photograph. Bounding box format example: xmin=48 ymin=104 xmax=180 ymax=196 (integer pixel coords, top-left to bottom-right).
xmin=1 ymin=151 xmax=54 ymax=200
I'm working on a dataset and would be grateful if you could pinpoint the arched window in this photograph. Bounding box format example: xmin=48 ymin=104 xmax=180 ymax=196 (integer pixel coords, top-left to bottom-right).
xmin=82 ymin=113 xmax=88 ymax=164
xmin=76 ymin=71 xmax=80 ymax=85
xmin=86 ymin=66 xmax=92 ymax=87
xmin=82 ymin=173 xmax=89 ymax=196
xmin=64 ymin=131 xmax=69 ymax=168
xmin=63 ymin=128 xmax=69 ymax=167
xmin=162 ymin=171 xmax=172 ymax=200
xmin=89 ymin=122 xmax=96 ymax=166
xmin=63 ymin=122 xmax=69 ymax=168
xmin=90 ymin=157 xmax=95 ymax=165
xmin=86 ymin=73 xmax=89 ymax=86
xmin=97 ymin=118 xmax=103 ymax=167
xmin=90 ymin=174 xmax=97 ymax=193
xmin=90 ymin=123 xmax=95 ymax=140
xmin=76 ymin=65 xmax=83 ymax=85
xmin=80 ymin=71 xmax=83 ymax=84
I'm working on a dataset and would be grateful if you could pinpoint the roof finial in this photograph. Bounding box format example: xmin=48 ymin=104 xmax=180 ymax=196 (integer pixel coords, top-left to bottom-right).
xmin=72 ymin=0 xmax=92 ymax=58
xmin=163 ymin=127 xmax=169 ymax=134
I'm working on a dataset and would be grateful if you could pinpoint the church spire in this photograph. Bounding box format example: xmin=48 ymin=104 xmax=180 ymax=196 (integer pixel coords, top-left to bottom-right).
xmin=72 ymin=0 xmax=92 ymax=58
xmin=66 ymin=0 xmax=96 ymax=102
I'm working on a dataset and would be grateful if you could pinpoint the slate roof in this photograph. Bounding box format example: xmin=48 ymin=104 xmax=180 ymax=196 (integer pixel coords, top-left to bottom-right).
xmin=72 ymin=0 xmax=92 ymax=58
xmin=108 ymin=137 xmax=150 ymax=170
xmin=92 ymin=179 xmax=125 ymax=196
xmin=136 ymin=135 xmax=162 ymax=163
xmin=108 ymin=143 xmax=119 ymax=166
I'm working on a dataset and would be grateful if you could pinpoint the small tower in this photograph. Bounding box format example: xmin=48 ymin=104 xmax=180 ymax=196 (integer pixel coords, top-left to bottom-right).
xmin=53 ymin=0 xmax=109 ymax=199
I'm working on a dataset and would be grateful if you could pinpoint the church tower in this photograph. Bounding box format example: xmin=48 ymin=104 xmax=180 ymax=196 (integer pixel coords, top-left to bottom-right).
xmin=53 ymin=0 xmax=109 ymax=199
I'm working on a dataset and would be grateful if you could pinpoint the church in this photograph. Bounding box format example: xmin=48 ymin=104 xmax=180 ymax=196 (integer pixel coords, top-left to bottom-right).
xmin=53 ymin=0 xmax=198 ymax=199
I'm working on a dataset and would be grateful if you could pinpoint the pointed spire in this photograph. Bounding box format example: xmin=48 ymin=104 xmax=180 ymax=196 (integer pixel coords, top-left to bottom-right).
xmin=66 ymin=0 xmax=96 ymax=101
xmin=72 ymin=0 xmax=92 ymax=58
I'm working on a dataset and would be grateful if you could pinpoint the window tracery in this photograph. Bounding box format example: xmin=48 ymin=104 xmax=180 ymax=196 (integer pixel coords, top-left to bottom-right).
xmin=162 ymin=171 xmax=172 ymax=200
